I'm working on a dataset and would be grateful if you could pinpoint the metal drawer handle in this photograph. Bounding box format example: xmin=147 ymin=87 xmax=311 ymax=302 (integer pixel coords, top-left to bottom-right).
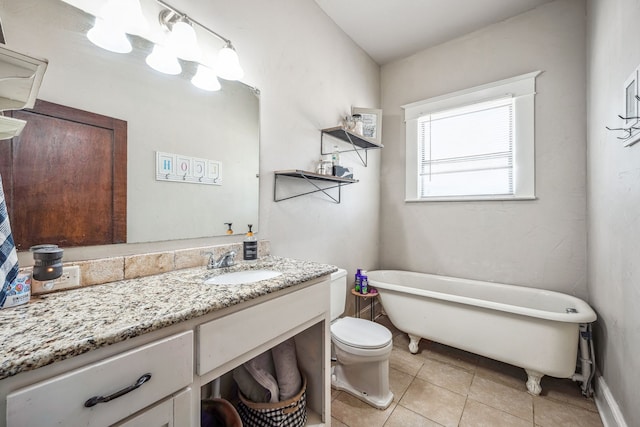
xmin=84 ymin=373 xmax=152 ymax=408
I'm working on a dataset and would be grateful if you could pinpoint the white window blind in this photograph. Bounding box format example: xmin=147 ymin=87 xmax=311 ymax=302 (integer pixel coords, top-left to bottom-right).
xmin=418 ymin=97 xmax=514 ymax=198
xmin=404 ymin=71 xmax=539 ymax=202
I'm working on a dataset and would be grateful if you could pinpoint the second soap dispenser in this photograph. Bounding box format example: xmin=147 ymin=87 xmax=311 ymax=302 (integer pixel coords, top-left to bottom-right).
xmin=243 ymin=224 xmax=258 ymax=261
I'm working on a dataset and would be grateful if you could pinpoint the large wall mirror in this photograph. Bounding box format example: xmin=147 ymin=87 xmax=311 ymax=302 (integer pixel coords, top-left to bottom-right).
xmin=0 ymin=0 xmax=260 ymax=250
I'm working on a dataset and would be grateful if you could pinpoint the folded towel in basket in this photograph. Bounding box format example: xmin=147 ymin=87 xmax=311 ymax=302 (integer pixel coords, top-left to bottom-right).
xmin=232 ymin=364 xmax=272 ymax=403
xmin=272 ymin=338 xmax=302 ymax=400
xmin=243 ymin=350 xmax=280 ymax=403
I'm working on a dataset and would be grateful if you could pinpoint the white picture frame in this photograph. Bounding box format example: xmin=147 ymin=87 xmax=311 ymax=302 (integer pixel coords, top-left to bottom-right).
xmin=623 ymin=69 xmax=638 ymax=127
xmin=623 ymin=68 xmax=640 ymax=147
xmin=352 ymin=107 xmax=382 ymax=143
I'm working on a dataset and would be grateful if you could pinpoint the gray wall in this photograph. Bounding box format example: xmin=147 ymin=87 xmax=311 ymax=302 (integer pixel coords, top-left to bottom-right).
xmin=9 ymin=0 xmax=381 ymax=307
xmin=379 ymin=0 xmax=588 ymax=298
xmin=227 ymin=0 xmax=382 ymax=292
xmin=6 ymin=0 xmax=638 ymax=422
xmin=587 ymin=0 xmax=640 ymax=424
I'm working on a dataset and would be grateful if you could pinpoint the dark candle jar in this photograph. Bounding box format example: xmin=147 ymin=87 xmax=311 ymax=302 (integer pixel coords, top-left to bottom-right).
xmin=30 ymin=244 xmax=64 ymax=281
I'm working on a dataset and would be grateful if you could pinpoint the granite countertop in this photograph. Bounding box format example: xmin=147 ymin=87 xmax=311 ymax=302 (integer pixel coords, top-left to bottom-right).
xmin=0 ymin=256 xmax=337 ymax=380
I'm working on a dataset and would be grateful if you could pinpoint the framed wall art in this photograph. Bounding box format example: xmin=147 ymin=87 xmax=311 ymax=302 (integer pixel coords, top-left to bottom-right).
xmin=622 ymin=68 xmax=640 ymax=147
xmin=352 ymin=107 xmax=382 ymax=143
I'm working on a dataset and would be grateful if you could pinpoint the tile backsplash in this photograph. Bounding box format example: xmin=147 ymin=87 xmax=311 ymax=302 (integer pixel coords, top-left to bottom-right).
xmin=28 ymin=240 xmax=270 ymax=295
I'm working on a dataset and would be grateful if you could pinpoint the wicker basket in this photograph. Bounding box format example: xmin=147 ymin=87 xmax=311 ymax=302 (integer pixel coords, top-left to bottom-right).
xmin=237 ymin=376 xmax=307 ymax=427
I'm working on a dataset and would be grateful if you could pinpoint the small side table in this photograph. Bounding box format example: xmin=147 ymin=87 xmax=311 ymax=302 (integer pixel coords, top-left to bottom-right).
xmin=351 ymin=289 xmax=379 ymax=321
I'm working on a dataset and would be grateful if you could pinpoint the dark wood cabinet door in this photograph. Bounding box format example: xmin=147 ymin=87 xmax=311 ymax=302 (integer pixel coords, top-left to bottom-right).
xmin=1 ymin=100 xmax=126 ymax=249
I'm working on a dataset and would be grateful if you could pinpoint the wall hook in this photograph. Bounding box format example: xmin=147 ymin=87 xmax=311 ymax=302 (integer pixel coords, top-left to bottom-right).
xmin=617 ymin=114 xmax=640 ymax=121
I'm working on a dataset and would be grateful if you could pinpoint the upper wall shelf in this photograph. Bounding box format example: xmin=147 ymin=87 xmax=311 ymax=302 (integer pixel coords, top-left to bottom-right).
xmin=321 ymin=126 xmax=383 ymax=167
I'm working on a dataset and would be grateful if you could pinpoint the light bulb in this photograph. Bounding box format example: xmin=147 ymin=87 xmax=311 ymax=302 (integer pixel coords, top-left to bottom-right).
xmin=145 ymin=44 xmax=182 ymax=75
xmin=216 ymin=43 xmax=244 ymax=81
xmin=191 ymin=65 xmax=221 ymax=91
xmin=168 ymin=21 xmax=201 ymax=62
xmin=100 ymin=0 xmax=149 ymax=35
xmin=87 ymin=18 xmax=132 ymax=54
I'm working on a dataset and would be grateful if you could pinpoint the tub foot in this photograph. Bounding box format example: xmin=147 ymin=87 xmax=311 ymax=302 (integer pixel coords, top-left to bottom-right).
xmin=525 ymin=370 xmax=543 ymax=395
xmin=408 ymin=335 xmax=421 ymax=354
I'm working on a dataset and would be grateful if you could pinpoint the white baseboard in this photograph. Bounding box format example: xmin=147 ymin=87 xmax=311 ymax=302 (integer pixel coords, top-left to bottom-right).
xmin=595 ymin=374 xmax=629 ymax=427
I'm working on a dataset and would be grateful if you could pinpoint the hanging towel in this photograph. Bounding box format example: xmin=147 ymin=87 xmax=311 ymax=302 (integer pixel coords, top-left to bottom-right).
xmin=0 ymin=174 xmax=19 ymax=308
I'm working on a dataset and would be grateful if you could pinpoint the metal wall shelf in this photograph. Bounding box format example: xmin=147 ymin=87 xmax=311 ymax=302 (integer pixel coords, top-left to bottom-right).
xmin=274 ymin=170 xmax=358 ymax=203
xmin=321 ymin=126 xmax=383 ymax=167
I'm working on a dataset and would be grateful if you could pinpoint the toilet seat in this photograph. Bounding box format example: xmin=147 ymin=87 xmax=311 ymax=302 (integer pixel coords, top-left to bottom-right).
xmin=331 ymin=317 xmax=392 ymax=349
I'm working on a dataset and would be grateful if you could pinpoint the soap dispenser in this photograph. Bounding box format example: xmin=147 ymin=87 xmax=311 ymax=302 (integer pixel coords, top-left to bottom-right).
xmin=225 ymin=223 xmax=233 ymax=235
xmin=243 ymin=224 xmax=258 ymax=261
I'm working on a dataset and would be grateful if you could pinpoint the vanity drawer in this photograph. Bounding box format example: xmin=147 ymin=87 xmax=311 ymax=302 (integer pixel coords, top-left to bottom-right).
xmin=198 ymin=281 xmax=328 ymax=375
xmin=6 ymin=331 xmax=193 ymax=427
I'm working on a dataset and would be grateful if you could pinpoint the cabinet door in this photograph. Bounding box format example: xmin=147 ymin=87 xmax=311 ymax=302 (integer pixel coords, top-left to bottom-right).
xmin=116 ymin=399 xmax=173 ymax=427
xmin=115 ymin=388 xmax=192 ymax=427
xmin=3 ymin=100 xmax=127 ymax=249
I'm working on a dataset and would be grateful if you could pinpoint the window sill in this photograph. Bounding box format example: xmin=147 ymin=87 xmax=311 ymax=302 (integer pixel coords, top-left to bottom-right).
xmin=405 ymin=195 xmax=537 ymax=203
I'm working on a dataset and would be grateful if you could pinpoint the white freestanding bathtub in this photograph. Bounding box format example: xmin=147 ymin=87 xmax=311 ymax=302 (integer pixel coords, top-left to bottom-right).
xmin=367 ymin=270 xmax=597 ymax=395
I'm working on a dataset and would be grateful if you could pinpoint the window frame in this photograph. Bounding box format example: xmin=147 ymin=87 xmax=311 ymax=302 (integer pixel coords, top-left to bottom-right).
xmin=403 ymin=71 xmax=541 ymax=202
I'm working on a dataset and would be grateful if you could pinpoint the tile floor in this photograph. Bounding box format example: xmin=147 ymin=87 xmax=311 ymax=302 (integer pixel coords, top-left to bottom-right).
xmin=331 ymin=316 xmax=603 ymax=427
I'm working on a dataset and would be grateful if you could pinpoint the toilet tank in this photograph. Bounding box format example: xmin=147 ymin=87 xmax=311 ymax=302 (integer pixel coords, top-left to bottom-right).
xmin=330 ymin=269 xmax=348 ymax=321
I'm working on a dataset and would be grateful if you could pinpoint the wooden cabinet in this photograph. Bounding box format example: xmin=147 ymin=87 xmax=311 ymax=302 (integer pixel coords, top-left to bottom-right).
xmin=2 ymin=100 xmax=127 ymax=249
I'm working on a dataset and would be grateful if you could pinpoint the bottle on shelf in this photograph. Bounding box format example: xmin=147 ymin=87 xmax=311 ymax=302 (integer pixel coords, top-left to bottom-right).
xmin=361 ymin=273 xmax=368 ymax=294
xmin=352 ymin=114 xmax=364 ymax=135
xmin=331 ymin=145 xmax=340 ymax=176
xmin=354 ymin=269 xmax=362 ymax=293
xmin=243 ymin=224 xmax=258 ymax=261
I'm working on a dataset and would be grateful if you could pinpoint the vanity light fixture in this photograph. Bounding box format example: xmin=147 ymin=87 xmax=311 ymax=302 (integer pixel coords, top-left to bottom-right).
xmin=85 ymin=0 xmax=245 ymax=87
xmin=155 ymin=0 xmax=245 ymax=82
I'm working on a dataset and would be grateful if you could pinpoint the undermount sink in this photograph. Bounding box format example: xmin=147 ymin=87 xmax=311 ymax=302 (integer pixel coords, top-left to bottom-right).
xmin=203 ymin=269 xmax=282 ymax=285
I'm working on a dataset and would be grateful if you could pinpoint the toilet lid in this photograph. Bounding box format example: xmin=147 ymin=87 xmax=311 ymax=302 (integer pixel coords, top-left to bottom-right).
xmin=331 ymin=317 xmax=392 ymax=349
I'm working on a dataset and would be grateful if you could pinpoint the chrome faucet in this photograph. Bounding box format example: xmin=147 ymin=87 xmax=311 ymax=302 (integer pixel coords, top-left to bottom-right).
xmin=208 ymin=250 xmax=236 ymax=269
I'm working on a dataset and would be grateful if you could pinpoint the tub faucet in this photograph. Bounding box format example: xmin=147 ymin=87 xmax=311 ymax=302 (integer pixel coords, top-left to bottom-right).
xmin=208 ymin=250 xmax=236 ymax=269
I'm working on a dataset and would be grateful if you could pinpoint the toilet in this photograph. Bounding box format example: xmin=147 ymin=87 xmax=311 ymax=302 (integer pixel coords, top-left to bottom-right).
xmin=330 ymin=269 xmax=393 ymax=409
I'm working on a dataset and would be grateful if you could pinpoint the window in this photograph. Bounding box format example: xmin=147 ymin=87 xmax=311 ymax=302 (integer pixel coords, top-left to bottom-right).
xmin=403 ymin=71 xmax=541 ymax=201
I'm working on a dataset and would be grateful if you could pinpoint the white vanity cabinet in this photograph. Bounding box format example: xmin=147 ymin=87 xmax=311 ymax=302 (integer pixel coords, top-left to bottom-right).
xmin=0 ymin=272 xmax=332 ymax=427
xmin=195 ymin=277 xmax=331 ymax=426
xmin=6 ymin=331 xmax=193 ymax=427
